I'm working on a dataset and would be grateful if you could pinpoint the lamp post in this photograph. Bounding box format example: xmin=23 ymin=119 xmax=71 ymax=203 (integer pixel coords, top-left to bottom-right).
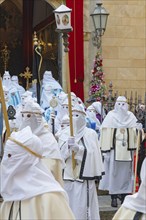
xmin=90 ymin=1 xmax=109 ymax=49
xmin=90 ymin=1 xmax=109 ymax=122
xmin=54 ymin=4 xmax=76 ymax=169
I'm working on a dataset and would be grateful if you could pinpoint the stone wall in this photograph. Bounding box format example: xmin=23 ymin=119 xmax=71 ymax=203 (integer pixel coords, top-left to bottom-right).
xmin=47 ymin=0 xmax=146 ymax=103
xmin=84 ymin=0 xmax=146 ymax=103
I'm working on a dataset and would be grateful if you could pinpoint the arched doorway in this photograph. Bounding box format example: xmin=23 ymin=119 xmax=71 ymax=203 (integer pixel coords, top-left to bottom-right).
xmin=33 ymin=0 xmax=62 ymax=85
xmin=0 ymin=0 xmax=62 ymax=87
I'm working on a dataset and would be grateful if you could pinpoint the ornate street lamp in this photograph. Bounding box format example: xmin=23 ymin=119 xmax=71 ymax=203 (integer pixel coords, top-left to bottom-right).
xmin=54 ymin=4 xmax=72 ymax=52
xmin=54 ymin=5 xmax=76 ymax=169
xmin=90 ymin=1 xmax=109 ymax=48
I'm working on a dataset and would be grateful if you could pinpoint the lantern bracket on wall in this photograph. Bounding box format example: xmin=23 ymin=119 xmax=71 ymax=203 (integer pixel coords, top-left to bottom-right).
xmin=90 ymin=2 xmax=109 ymax=49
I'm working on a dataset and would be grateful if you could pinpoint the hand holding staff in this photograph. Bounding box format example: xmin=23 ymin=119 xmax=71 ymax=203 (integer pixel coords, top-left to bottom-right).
xmin=66 ymin=52 xmax=76 ymax=170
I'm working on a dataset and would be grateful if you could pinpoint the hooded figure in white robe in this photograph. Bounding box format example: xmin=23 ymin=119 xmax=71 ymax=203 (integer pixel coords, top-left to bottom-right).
xmin=41 ymin=71 xmax=63 ymax=104
xmin=42 ymin=71 xmax=63 ymax=91
xmin=53 ymin=92 xmax=75 ymax=133
xmin=112 ymin=158 xmax=146 ymax=220
xmin=9 ymin=91 xmax=33 ymax=132
xmin=92 ymin=101 xmax=106 ymax=123
xmin=40 ymin=84 xmax=54 ymax=110
xmin=2 ymin=71 xmax=12 ymax=90
xmin=55 ymin=114 xmax=70 ymax=141
xmin=58 ymin=104 xmax=104 ymax=220
xmin=0 ymin=126 xmax=75 ymax=220
xmin=2 ymin=72 xmax=21 ymax=108
xmin=99 ymin=96 xmax=143 ymax=207
xmin=19 ymin=100 xmax=64 ymax=187
xmin=11 ymin=75 xmax=25 ymax=96
xmin=54 ymin=92 xmax=83 ymax=134
xmin=86 ymin=105 xmax=101 ymax=138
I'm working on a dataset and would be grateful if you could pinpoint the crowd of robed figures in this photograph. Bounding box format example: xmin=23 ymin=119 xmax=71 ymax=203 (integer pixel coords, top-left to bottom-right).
xmin=0 ymin=70 xmax=146 ymax=220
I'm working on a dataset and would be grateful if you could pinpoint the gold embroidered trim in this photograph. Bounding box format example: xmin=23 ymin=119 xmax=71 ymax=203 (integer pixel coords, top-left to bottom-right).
xmin=72 ymin=109 xmax=86 ymax=115
xmin=116 ymin=100 xmax=127 ymax=103
xmin=20 ymin=111 xmax=42 ymax=115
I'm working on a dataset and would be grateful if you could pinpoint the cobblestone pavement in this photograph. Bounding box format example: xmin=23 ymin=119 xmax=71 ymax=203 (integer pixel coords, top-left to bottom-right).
xmin=99 ymin=195 xmax=120 ymax=220
xmin=100 ymin=210 xmax=116 ymax=220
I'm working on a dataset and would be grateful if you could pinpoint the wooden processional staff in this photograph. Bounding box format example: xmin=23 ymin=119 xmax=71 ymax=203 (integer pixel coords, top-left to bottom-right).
xmin=54 ymin=5 xmax=76 ymax=170
xmin=133 ymin=129 xmax=141 ymax=194
xmin=0 ymin=76 xmax=10 ymax=138
xmin=65 ymin=42 xmax=76 ymax=170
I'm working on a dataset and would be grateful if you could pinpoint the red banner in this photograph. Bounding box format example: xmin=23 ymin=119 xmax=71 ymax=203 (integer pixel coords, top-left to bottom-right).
xmin=66 ymin=0 xmax=84 ymax=101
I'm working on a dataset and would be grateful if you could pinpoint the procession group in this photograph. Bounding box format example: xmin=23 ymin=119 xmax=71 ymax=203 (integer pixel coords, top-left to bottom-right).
xmin=0 ymin=70 xmax=146 ymax=220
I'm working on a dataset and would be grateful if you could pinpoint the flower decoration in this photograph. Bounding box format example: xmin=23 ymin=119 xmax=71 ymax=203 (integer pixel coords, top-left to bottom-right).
xmin=87 ymin=52 xmax=107 ymax=103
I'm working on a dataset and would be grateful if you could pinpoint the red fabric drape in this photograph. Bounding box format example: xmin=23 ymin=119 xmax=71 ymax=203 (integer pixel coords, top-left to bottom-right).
xmin=23 ymin=0 xmax=34 ymax=70
xmin=66 ymin=0 xmax=84 ymax=101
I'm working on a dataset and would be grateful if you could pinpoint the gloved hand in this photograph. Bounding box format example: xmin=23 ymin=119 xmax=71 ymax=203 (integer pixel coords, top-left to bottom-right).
xmin=103 ymin=152 xmax=110 ymax=162
xmin=50 ymin=111 xmax=56 ymax=120
xmin=9 ymin=119 xmax=17 ymax=132
xmin=68 ymin=136 xmax=79 ymax=152
xmin=68 ymin=136 xmax=75 ymax=146
xmin=136 ymin=122 xmax=143 ymax=130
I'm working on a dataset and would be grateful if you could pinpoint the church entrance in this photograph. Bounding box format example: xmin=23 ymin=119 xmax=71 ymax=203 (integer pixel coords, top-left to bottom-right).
xmin=0 ymin=0 xmax=62 ymax=88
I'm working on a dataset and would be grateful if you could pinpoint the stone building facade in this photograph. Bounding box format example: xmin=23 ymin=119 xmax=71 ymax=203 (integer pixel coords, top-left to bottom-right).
xmin=84 ymin=0 xmax=146 ymax=102
xmin=48 ymin=0 xmax=146 ymax=102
